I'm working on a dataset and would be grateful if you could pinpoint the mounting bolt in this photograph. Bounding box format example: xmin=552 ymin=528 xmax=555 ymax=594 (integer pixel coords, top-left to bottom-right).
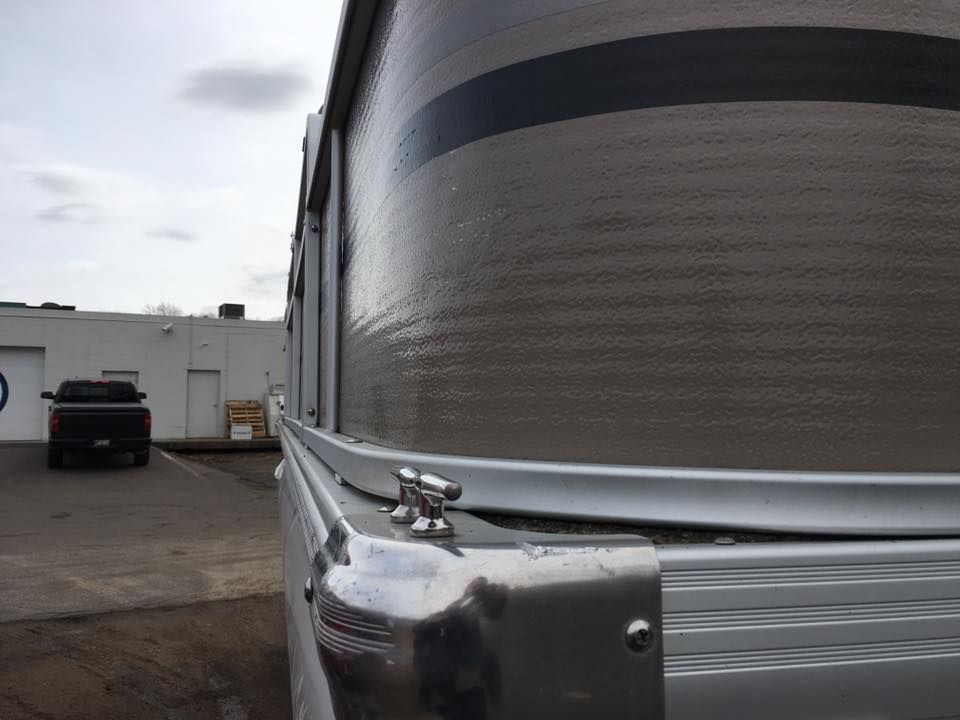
xmin=625 ymin=619 xmax=655 ymax=653
xmin=310 ymin=224 xmax=319 ymax=233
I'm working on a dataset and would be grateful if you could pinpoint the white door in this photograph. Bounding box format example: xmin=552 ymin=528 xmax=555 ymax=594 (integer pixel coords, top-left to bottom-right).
xmin=102 ymin=370 xmax=139 ymax=387
xmin=0 ymin=347 xmax=46 ymax=441
xmin=186 ymin=370 xmax=220 ymax=438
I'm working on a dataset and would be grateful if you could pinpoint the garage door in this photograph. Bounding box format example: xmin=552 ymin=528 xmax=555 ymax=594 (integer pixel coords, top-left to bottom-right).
xmin=0 ymin=347 xmax=46 ymax=441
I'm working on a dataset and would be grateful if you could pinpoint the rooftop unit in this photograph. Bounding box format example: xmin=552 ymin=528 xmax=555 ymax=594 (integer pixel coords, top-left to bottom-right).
xmin=218 ymin=303 xmax=244 ymax=320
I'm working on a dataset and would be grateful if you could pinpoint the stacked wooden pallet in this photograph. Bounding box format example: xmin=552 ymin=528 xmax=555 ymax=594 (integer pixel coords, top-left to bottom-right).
xmin=225 ymin=400 xmax=266 ymax=438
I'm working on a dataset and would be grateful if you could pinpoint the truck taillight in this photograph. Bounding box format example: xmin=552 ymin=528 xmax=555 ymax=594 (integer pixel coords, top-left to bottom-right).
xmin=144 ymin=412 xmax=152 ymax=433
xmin=50 ymin=413 xmax=60 ymax=433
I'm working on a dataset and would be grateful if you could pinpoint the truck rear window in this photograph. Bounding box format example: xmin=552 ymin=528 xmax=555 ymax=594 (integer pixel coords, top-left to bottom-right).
xmin=59 ymin=382 xmax=140 ymax=403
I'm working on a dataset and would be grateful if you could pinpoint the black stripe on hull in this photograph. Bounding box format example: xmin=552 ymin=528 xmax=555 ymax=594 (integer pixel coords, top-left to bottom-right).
xmin=387 ymin=26 xmax=960 ymax=186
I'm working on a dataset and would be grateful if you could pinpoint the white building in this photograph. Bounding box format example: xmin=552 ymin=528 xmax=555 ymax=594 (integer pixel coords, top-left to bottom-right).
xmin=0 ymin=304 xmax=284 ymax=441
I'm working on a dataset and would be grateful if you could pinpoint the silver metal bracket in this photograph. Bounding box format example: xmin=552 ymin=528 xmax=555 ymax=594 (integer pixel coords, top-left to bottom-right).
xmin=312 ymin=512 xmax=664 ymax=719
xmin=389 ymin=466 xmax=420 ymax=524
xmin=411 ymin=472 xmax=462 ymax=537
xmin=282 ymin=426 xmax=664 ymax=718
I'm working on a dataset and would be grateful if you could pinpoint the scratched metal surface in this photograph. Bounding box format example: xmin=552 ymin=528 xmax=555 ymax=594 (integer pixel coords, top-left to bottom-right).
xmin=339 ymin=1 xmax=960 ymax=472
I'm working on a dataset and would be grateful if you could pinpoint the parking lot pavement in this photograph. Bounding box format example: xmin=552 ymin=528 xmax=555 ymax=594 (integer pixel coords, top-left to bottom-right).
xmin=0 ymin=445 xmax=283 ymax=622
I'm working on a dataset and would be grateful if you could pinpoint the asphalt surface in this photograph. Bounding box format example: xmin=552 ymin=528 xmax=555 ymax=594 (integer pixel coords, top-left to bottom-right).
xmin=0 ymin=446 xmax=283 ymax=622
xmin=0 ymin=446 xmax=291 ymax=720
xmin=0 ymin=594 xmax=290 ymax=720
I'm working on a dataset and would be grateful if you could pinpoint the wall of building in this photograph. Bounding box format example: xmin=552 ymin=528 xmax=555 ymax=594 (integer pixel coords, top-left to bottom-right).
xmin=0 ymin=307 xmax=284 ymax=440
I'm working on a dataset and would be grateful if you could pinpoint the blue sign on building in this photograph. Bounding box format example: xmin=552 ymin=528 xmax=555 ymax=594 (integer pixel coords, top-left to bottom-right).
xmin=0 ymin=371 xmax=8 ymax=414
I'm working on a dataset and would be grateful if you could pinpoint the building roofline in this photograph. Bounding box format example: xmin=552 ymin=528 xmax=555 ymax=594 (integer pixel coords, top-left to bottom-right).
xmin=0 ymin=306 xmax=283 ymax=328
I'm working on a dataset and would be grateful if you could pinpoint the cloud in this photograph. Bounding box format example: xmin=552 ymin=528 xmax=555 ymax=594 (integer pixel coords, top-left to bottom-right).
xmin=149 ymin=227 xmax=196 ymax=242
xmin=176 ymin=185 xmax=244 ymax=210
xmin=179 ymin=64 xmax=311 ymax=112
xmin=0 ymin=122 xmax=44 ymax=162
xmin=27 ymin=169 xmax=87 ymax=195
xmin=35 ymin=203 xmax=103 ymax=224
xmin=245 ymin=269 xmax=287 ymax=294
xmin=64 ymin=260 xmax=101 ymax=272
xmin=21 ymin=163 xmax=162 ymax=220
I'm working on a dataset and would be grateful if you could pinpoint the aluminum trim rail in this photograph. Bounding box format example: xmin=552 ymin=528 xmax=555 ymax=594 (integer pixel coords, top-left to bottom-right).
xmin=322 ymin=128 xmax=342 ymax=432
xmin=657 ymin=539 xmax=960 ymax=720
xmin=288 ymin=419 xmax=960 ymax=536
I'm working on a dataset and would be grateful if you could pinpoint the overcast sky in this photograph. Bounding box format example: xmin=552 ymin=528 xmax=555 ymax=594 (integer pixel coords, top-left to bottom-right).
xmin=0 ymin=1 xmax=341 ymax=320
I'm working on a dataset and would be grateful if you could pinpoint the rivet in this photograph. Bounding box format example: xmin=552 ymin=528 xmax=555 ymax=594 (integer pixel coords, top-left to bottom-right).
xmin=310 ymin=224 xmax=319 ymax=233
xmin=625 ymin=619 xmax=655 ymax=653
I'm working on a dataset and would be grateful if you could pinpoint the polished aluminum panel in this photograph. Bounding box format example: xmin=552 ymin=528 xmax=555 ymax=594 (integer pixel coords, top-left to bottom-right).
xmin=659 ymin=540 xmax=960 ymax=719
xmin=313 ymin=516 xmax=662 ymax=719
xmin=279 ymin=442 xmax=335 ymax=720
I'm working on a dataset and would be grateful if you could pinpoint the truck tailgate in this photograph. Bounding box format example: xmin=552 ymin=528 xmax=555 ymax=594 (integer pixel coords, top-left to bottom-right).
xmin=57 ymin=404 xmax=148 ymax=438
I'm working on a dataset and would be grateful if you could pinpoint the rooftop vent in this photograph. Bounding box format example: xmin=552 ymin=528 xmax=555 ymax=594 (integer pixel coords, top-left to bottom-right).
xmin=1 ymin=301 xmax=75 ymax=311
xmin=218 ymin=303 xmax=245 ymax=319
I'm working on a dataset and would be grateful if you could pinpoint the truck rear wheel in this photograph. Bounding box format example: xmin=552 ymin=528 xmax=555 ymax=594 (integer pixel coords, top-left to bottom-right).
xmin=133 ymin=450 xmax=150 ymax=466
xmin=47 ymin=447 xmax=63 ymax=469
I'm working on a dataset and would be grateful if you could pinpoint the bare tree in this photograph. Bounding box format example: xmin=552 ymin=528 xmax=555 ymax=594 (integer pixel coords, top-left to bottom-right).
xmin=193 ymin=305 xmax=217 ymax=318
xmin=142 ymin=302 xmax=183 ymax=316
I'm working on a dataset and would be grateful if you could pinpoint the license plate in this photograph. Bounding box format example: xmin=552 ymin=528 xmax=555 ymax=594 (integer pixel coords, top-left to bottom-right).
xmin=93 ymin=439 xmax=110 ymax=448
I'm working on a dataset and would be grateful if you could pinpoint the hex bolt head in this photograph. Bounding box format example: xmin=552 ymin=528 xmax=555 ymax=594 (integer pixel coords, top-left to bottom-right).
xmin=625 ymin=618 xmax=655 ymax=653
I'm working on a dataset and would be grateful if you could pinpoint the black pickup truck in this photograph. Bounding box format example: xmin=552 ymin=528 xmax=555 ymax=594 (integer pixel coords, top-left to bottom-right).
xmin=41 ymin=379 xmax=151 ymax=468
